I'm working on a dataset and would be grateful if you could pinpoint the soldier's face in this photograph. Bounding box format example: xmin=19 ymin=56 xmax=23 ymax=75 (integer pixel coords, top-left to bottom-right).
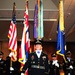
xmin=34 ymin=44 xmax=42 ymax=50
xmin=0 ymin=55 xmax=3 ymax=59
xmin=52 ymin=57 xmax=57 ymax=60
xmin=66 ymin=54 xmax=71 ymax=58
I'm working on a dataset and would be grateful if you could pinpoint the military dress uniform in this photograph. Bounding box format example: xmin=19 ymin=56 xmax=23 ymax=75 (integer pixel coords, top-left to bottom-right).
xmin=63 ymin=58 xmax=75 ymax=75
xmin=49 ymin=53 xmax=60 ymax=75
xmin=12 ymin=60 xmax=20 ymax=75
xmin=22 ymin=51 xmax=49 ymax=75
xmin=0 ymin=51 xmax=5 ymax=75
xmin=49 ymin=60 xmax=60 ymax=75
xmin=63 ymin=51 xmax=75 ymax=75
xmin=5 ymin=56 xmax=10 ymax=75
xmin=5 ymin=56 xmax=20 ymax=75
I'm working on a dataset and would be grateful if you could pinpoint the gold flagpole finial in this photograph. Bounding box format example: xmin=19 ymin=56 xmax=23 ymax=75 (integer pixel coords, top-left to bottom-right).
xmin=13 ymin=2 xmax=16 ymax=14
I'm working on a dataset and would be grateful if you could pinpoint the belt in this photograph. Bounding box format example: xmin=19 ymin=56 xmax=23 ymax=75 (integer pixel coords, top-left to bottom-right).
xmin=31 ymin=65 xmax=45 ymax=69
xmin=66 ymin=68 xmax=73 ymax=70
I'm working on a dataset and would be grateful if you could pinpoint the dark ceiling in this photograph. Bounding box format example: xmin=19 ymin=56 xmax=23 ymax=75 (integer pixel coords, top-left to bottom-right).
xmin=0 ymin=0 xmax=75 ymax=42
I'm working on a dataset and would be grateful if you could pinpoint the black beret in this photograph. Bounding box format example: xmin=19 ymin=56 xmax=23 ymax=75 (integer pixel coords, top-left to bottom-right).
xmin=51 ymin=53 xmax=56 ymax=57
xmin=66 ymin=51 xmax=71 ymax=55
xmin=34 ymin=40 xmax=42 ymax=45
xmin=0 ymin=51 xmax=4 ymax=55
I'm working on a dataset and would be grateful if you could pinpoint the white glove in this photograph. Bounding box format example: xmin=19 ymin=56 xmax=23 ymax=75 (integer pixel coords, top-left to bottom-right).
xmin=21 ymin=73 xmax=25 ymax=75
xmin=10 ymin=67 xmax=14 ymax=71
xmin=9 ymin=52 xmax=14 ymax=57
xmin=52 ymin=60 xmax=57 ymax=65
xmin=52 ymin=60 xmax=58 ymax=65
xmin=69 ymin=65 xmax=73 ymax=69
xmin=52 ymin=61 xmax=55 ymax=65
xmin=55 ymin=62 xmax=59 ymax=67
xmin=68 ymin=73 xmax=70 ymax=75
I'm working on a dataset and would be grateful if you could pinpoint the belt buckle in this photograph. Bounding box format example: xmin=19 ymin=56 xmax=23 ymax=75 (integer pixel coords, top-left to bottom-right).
xmin=38 ymin=65 xmax=40 ymax=68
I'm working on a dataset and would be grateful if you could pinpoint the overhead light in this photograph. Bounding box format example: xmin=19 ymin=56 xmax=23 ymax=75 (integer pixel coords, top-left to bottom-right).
xmin=68 ymin=13 xmax=71 ymax=15
xmin=49 ymin=38 xmax=52 ymax=40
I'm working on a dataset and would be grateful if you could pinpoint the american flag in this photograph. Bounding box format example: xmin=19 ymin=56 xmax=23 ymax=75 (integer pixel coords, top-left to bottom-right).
xmin=8 ymin=3 xmax=17 ymax=61
xmin=19 ymin=0 xmax=30 ymax=73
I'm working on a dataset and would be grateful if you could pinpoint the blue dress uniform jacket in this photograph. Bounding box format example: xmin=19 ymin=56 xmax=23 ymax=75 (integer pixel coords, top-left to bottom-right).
xmin=22 ymin=52 xmax=49 ymax=75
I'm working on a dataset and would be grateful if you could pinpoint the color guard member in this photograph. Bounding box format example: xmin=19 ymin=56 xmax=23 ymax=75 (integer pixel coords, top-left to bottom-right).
xmin=21 ymin=40 xmax=49 ymax=75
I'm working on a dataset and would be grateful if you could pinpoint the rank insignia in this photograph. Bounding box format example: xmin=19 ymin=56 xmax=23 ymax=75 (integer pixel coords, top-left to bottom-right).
xmin=31 ymin=55 xmax=34 ymax=60
xmin=42 ymin=56 xmax=46 ymax=60
xmin=32 ymin=61 xmax=35 ymax=63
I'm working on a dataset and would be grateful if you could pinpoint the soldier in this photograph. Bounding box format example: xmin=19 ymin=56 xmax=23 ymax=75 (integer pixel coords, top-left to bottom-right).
xmin=49 ymin=53 xmax=60 ymax=75
xmin=5 ymin=56 xmax=20 ymax=75
xmin=63 ymin=51 xmax=75 ymax=75
xmin=0 ymin=51 xmax=5 ymax=75
xmin=21 ymin=40 xmax=49 ymax=75
xmin=5 ymin=56 xmax=10 ymax=75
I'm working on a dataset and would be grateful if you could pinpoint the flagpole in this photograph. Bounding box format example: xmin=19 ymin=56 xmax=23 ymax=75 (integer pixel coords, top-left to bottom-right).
xmin=59 ymin=0 xmax=64 ymax=31
xmin=20 ymin=0 xmax=29 ymax=75
xmin=12 ymin=1 xmax=16 ymax=65
xmin=40 ymin=0 xmax=44 ymax=39
xmin=13 ymin=2 xmax=16 ymax=16
xmin=8 ymin=2 xmax=17 ymax=73
xmin=56 ymin=0 xmax=67 ymax=62
xmin=38 ymin=0 xmax=41 ymax=39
